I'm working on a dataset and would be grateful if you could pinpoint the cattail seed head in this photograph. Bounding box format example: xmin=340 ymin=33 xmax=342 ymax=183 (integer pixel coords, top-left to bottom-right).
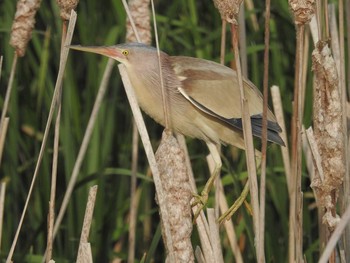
xmin=10 ymin=0 xmax=41 ymax=57
xmin=126 ymin=0 xmax=151 ymax=44
xmin=213 ymin=0 xmax=243 ymax=24
xmin=289 ymin=0 xmax=316 ymax=25
xmin=56 ymin=0 xmax=79 ymax=21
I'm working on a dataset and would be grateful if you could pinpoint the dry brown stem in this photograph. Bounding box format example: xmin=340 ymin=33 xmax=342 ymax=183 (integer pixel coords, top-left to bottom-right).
xmin=10 ymin=0 xmax=41 ymax=57
xmin=77 ymin=186 xmax=98 ymax=262
xmin=0 ymin=182 xmax=6 ymax=250
xmin=155 ymin=131 xmax=194 ymax=262
xmin=56 ymin=0 xmax=78 ymax=20
xmin=311 ymin=40 xmax=344 ymax=230
xmin=231 ymin=22 xmax=261 ymax=261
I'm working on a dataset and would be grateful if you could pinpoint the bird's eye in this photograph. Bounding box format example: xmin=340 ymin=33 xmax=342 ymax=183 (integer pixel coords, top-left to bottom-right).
xmin=122 ymin=50 xmax=129 ymax=56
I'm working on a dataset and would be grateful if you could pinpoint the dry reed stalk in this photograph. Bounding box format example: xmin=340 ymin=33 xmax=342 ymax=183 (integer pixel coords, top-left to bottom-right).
xmin=118 ymin=64 xmax=175 ymax=262
xmin=270 ymin=86 xmax=291 ymax=191
xmin=238 ymin=6 xmax=247 ymax=77
xmin=77 ymin=185 xmax=98 ymax=262
xmin=150 ymin=0 xmax=170 ymax=130
xmin=45 ymin=102 xmax=61 ymax=263
xmin=46 ymin=2 xmax=77 ymax=255
xmin=220 ymin=20 xmax=226 ymax=65
xmin=0 ymin=182 xmax=6 ymax=250
xmin=213 ymin=3 xmax=261 ymax=259
xmin=258 ymin=0 xmax=272 ymax=260
xmin=195 ymin=247 xmax=206 ymax=263
xmin=244 ymin=0 xmax=259 ymax=31
xmin=124 ymin=1 xmax=151 ymax=261
xmin=0 ymin=55 xmax=17 ymax=150
xmin=217 ymin=180 xmax=244 ymax=263
xmin=347 ymin=0 xmax=350 ymax=93
xmin=231 ymin=21 xmax=262 ymax=263
xmin=301 ymin=27 xmax=310 ymax=118
xmin=45 ymin=26 xmax=66 ymax=263
xmin=6 ymin=11 xmax=76 ymax=263
xmin=121 ymin=0 xmax=141 ymax=42
xmin=288 ymin=1 xmax=315 ymax=261
xmin=128 ymin=121 xmax=139 ymax=263
xmin=0 ymin=118 xmax=9 ymax=167
xmin=155 ymin=131 xmax=194 ymax=262
xmin=52 ymin=57 xmax=114 ymax=239
xmin=337 ymin=0 xmax=350 ymax=258
xmin=319 ymin=203 xmax=350 ymax=263
xmin=207 ymin=209 xmax=224 ymax=263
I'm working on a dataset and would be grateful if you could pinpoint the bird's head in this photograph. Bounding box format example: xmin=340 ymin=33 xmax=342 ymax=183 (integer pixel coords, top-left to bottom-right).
xmin=69 ymin=42 xmax=158 ymax=67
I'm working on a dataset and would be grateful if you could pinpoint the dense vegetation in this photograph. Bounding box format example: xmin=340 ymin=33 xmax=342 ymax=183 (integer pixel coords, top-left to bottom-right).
xmin=0 ymin=0 xmax=335 ymax=262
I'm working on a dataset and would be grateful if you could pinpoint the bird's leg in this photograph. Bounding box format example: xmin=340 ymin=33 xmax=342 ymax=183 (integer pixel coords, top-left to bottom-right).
xmin=218 ymin=179 xmax=250 ymax=223
xmin=192 ymin=142 xmax=222 ymax=220
xmin=218 ymin=151 xmax=260 ymax=223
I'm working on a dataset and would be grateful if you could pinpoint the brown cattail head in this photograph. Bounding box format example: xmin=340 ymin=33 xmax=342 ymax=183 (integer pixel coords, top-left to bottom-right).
xmin=289 ymin=0 xmax=316 ymax=25
xmin=311 ymin=40 xmax=344 ymax=230
xmin=126 ymin=0 xmax=151 ymax=44
xmin=56 ymin=0 xmax=79 ymax=21
xmin=10 ymin=0 xmax=42 ymax=57
xmin=213 ymin=0 xmax=243 ymax=24
xmin=155 ymin=131 xmax=193 ymax=262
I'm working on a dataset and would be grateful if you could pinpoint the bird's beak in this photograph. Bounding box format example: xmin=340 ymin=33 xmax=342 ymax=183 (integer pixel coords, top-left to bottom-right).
xmin=68 ymin=45 xmax=122 ymax=59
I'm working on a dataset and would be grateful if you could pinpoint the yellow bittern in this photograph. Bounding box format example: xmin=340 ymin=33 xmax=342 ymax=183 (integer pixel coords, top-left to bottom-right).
xmin=70 ymin=43 xmax=284 ymax=217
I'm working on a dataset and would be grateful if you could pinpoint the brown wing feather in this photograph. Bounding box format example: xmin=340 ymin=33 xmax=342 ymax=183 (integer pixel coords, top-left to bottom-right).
xmin=171 ymin=56 xmax=276 ymax=121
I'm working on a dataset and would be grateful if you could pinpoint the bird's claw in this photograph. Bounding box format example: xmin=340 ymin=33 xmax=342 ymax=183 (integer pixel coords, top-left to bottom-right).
xmin=191 ymin=191 xmax=209 ymax=222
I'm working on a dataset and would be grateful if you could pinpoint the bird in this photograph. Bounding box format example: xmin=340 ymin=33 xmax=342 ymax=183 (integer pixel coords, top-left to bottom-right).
xmin=69 ymin=42 xmax=285 ymax=217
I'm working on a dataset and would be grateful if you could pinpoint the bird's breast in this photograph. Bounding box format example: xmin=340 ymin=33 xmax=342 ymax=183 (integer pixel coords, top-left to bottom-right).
xmin=124 ymin=67 xmax=185 ymax=127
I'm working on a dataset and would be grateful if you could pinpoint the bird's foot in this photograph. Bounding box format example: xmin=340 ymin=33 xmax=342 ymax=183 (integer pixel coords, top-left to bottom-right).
xmin=191 ymin=191 xmax=209 ymax=222
xmin=217 ymin=180 xmax=250 ymax=224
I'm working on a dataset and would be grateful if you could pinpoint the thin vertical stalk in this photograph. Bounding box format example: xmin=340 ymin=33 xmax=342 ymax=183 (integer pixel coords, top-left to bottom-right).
xmin=259 ymin=0 xmax=271 ymax=260
xmin=46 ymin=21 xmax=67 ymax=263
xmin=0 ymin=182 xmax=6 ymax=250
xmin=346 ymin=0 xmax=350 ymax=94
xmin=52 ymin=58 xmax=115 ymax=238
xmin=231 ymin=23 xmax=261 ymax=260
xmin=0 ymin=118 xmax=9 ymax=167
xmin=128 ymin=121 xmax=139 ymax=263
xmin=220 ymin=20 xmax=226 ymax=65
xmin=238 ymin=5 xmax=247 ymax=77
xmin=150 ymin=0 xmax=170 ymax=130
xmin=289 ymin=24 xmax=305 ymax=263
xmin=338 ymin=0 xmax=350 ymax=258
xmin=0 ymin=54 xmax=17 ymax=133
xmin=121 ymin=0 xmax=141 ymax=42
xmin=6 ymin=12 xmax=76 ymax=263
xmin=46 ymin=103 xmax=61 ymax=262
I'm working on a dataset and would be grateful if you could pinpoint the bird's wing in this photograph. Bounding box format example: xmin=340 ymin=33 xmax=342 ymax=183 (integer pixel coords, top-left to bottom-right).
xmin=172 ymin=56 xmax=276 ymax=121
xmin=172 ymin=56 xmax=284 ymax=145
